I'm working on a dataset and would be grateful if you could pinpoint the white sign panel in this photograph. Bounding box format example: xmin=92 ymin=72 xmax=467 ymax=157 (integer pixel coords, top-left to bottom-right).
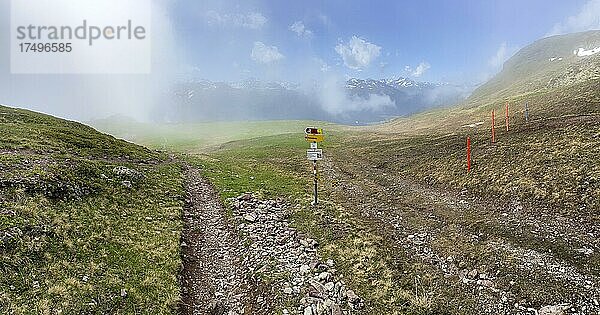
xmin=307 ymin=149 xmax=323 ymax=161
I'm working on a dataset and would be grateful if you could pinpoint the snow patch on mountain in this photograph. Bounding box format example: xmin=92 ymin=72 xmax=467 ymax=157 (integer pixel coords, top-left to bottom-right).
xmin=346 ymin=77 xmax=440 ymax=90
xmin=574 ymin=47 xmax=600 ymax=57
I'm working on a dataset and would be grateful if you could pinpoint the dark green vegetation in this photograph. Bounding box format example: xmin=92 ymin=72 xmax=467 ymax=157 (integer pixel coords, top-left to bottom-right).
xmin=0 ymin=106 xmax=183 ymax=314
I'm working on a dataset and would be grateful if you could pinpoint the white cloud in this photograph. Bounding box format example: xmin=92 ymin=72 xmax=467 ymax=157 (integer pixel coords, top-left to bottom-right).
xmin=0 ymin=0 xmax=181 ymax=121
xmin=318 ymin=14 xmax=332 ymax=26
xmin=318 ymin=59 xmax=330 ymax=72
xmin=318 ymin=76 xmax=395 ymax=115
xmin=475 ymin=42 xmax=520 ymax=82
xmin=205 ymin=11 xmax=267 ymax=29
xmin=547 ymin=0 xmax=600 ymax=36
xmin=379 ymin=62 xmax=388 ymax=73
xmin=489 ymin=42 xmax=509 ymax=69
xmin=335 ymin=36 xmax=382 ymax=70
xmin=290 ymin=21 xmax=313 ymax=39
xmin=352 ymin=93 xmax=395 ymax=112
xmin=424 ymin=85 xmax=473 ymax=106
xmin=413 ymin=62 xmax=431 ymax=77
xmin=404 ymin=62 xmax=431 ymax=77
xmin=251 ymin=42 xmax=284 ymax=64
xmin=488 ymin=42 xmax=518 ymax=71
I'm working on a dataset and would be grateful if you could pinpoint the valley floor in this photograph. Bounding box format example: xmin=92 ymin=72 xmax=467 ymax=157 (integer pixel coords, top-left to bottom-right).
xmin=190 ymin=113 xmax=599 ymax=314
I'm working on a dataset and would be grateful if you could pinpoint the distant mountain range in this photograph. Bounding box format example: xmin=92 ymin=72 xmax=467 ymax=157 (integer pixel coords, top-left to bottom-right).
xmin=154 ymin=77 xmax=473 ymax=124
xmin=151 ymin=31 xmax=600 ymax=125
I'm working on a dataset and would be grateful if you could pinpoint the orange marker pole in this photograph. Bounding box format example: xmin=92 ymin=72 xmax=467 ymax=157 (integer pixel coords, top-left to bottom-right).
xmin=491 ymin=110 xmax=496 ymax=143
xmin=466 ymin=137 xmax=471 ymax=173
xmin=505 ymin=102 xmax=510 ymax=132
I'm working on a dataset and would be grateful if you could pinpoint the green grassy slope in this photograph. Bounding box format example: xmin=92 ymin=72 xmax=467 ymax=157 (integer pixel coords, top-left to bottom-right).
xmin=366 ymin=115 xmax=599 ymax=214
xmin=379 ymin=79 xmax=599 ymax=134
xmin=3 ymin=30 xmax=593 ymax=314
xmin=469 ymin=30 xmax=600 ymax=104
xmin=184 ymin=132 xmax=416 ymax=313
xmin=0 ymin=105 xmax=183 ymax=314
xmin=380 ymin=31 xmax=600 ymax=134
xmin=371 ymin=31 xmax=600 ymax=212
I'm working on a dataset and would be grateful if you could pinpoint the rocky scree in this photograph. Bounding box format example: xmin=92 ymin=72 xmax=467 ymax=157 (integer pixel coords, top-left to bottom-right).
xmin=229 ymin=193 xmax=364 ymax=315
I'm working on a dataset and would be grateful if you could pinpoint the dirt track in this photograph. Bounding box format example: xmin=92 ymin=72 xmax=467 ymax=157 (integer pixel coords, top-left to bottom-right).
xmin=180 ymin=166 xmax=265 ymax=315
xmin=320 ymin=146 xmax=600 ymax=314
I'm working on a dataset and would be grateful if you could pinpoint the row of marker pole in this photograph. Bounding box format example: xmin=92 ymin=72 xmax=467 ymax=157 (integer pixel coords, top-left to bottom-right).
xmin=467 ymin=102 xmax=527 ymax=173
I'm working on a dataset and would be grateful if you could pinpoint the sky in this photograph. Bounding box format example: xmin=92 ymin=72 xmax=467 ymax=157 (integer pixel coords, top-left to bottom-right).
xmin=173 ymin=0 xmax=600 ymax=84
xmin=0 ymin=0 xmax=599 ymax=121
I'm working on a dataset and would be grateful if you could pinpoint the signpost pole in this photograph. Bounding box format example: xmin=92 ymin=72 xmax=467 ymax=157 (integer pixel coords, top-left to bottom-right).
xmin=305 ymin=127 xmax=324 ymax=206
xmin=491 ymin=110 xmax=496 ymax=143
xmin=466 ymin=137 xmax=471 ymax=173
xmin=313 ymin=159 xmax=318 ymax=205
xmin=505 ymin=102 xmax=510 ymax=132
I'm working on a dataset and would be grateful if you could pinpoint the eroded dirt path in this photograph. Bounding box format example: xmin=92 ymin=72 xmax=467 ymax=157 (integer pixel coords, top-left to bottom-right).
xmin=321 ymin=149 xmax=600 ymax=314
xmin=180 ymin=166 xmax=267 ymax=315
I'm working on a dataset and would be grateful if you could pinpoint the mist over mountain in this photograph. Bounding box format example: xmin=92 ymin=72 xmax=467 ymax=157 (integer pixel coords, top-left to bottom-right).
xmin=153 ymin=77 xmax=473 ymax=125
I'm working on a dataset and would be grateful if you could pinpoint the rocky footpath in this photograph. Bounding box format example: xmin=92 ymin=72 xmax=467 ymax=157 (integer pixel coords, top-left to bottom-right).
xmin=180 ymin=168 xmax=259 ymax=315
xmin=229 ymin=193 xmax=363 ymax=315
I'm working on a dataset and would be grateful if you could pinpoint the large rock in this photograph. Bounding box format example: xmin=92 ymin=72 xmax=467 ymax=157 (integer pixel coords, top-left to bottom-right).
xmin=331 ymin=304 xmax=342 ymax=315
xmin=112 ymin=166 xmax=144 ymax=181
xmin=300 ymin=264 xmax=311 ymax=275
xmin=538 ymin=304 xmax=570 ymax=315
xmin=346 ymin=289 xmax=360 ymax=304
xmin=243 ymin=213 xmax=257 ymax=223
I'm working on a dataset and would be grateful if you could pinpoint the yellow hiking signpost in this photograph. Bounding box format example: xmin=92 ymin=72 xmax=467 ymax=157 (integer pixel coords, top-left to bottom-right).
xmin=305 ymin=134 xmax=325 ymax=143
xmin=305 ymin=128 xmax=323 ymax=134
xmin=305 ymin=127 xmax=324 ymax=205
